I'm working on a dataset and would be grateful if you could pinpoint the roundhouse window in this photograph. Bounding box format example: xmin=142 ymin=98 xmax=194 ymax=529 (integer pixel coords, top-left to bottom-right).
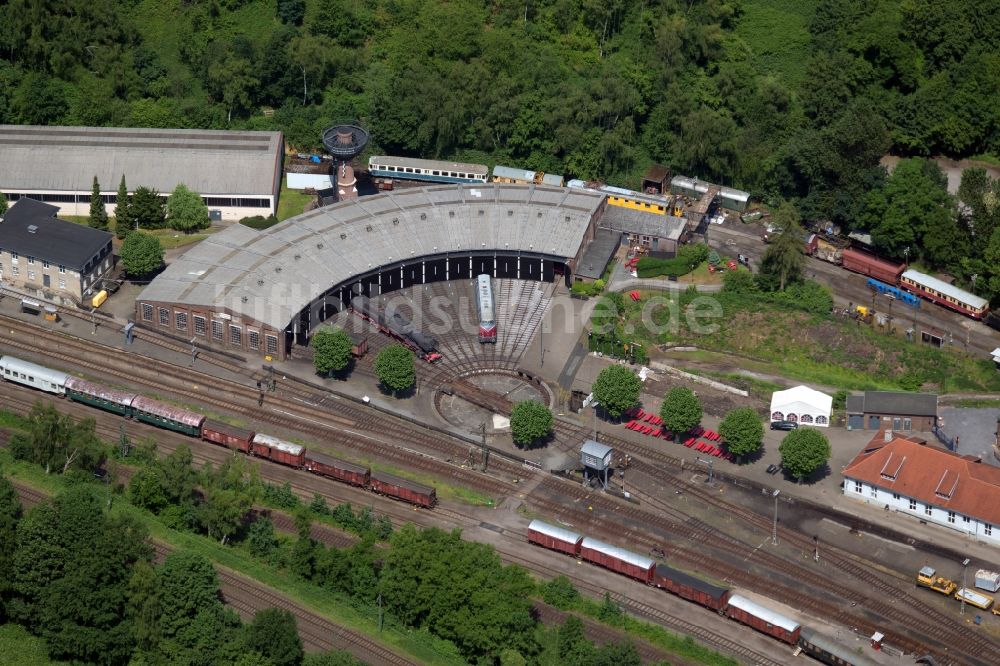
xmin=266 ymin=335 xmax=278 ymax=355
xmin=193 ymin=315 xmax=206 ymax=336
xmin=229 ymin=325 xmax=242 ymax=346
xmin=175 ymin=311 xmax=187 ymax=331
xmin=248 ymin=330 xmax=260 ymax=350
xmin=141 ymin=304 xmax=153 ymax=321
xmin=211 ymin=320 xmax=223 ymax=341
xmin=158 ymin=308 xmax=169 ymax=325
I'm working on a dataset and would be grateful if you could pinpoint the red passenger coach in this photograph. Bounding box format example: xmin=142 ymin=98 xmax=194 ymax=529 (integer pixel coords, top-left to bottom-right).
xmin=528 ymin=519 xmax=583 ymax=556
xmin=724 ymin=594 xmax=801 ymax=644
xmin=250 ymin=433 xmax=306 ymax=468
xmin=202 ymin=419 xmax=255 ymax=453
xmin=653 ymin=564 xmax=731 ymax=611
xmin=579 ymin=537 xmax=656 ymax=584
xmin=370 ymin=470 xmax=437 ymax=508
xmin=304 ymin=451 xmax=370 ymax=487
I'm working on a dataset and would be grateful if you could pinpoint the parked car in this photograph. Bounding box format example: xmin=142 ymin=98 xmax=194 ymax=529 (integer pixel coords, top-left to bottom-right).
xmin=770 ymin=421 xmax=798 ymax=431
xmin=766 ymin=464 xmax=781 ymax=475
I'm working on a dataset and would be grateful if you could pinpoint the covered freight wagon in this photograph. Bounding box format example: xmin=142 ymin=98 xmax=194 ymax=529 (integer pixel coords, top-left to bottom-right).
xmin=841 ymin=248 xmax=905 ymax=285
xmin=304 ymin=451 xmax=370 ymax=487
xmin=251 ymin=433 xmax=306 ymax=468
xmin=202 ymin=420 xmax=255 ymax=453
xmin=579 ymin=537 xmax=656 ymax=584
xmin=369 ymin=470 xmax=436 ymax=508
xmin=130 ymin=396 xmax=205 ymax=436
xmin=725 ymin=594 xmax=801 ymax=644
xmin=653 ymin=564 xmax=730 ymax=611
xmin=64 ymin=377 xmax=136 ymax=416
xmin=527 ymin=519 xmax=583 ymax=556
xmin=797 ymin=627 xmax=879 ymax=666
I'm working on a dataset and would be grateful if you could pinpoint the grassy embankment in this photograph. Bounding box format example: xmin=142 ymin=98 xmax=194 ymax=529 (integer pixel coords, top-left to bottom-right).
xmin=619 ymin=288 xmax=1000 ymax=393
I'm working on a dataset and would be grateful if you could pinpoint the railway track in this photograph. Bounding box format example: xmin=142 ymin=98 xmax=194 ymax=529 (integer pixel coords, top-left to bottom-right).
xmin=536 ymin=424 xmax=1000 ymax=664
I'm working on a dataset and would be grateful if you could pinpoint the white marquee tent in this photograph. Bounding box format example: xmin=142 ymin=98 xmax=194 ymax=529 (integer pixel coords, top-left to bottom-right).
xmin=769 ymin=385 xmax=832 ymax=428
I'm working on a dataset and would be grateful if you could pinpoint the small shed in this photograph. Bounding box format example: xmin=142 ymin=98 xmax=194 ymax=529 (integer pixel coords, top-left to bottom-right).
xmin=581 ymin=439 xmax=613 ymax=489
xmin=641 ymin=164 xmax=671 ymax=195
xmin=770 ymin=386 xmax=832 ymax=427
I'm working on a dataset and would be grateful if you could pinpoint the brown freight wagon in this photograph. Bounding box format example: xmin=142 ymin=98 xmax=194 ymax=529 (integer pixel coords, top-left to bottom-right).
xmin=724 ymin=594 xmax=801 ymax=644
xmin=653 ymin=564 xmax=730 ymax=611
xmin=841 ymin=248 xmax=905 ymax=285
xmin=527 ymin=519 xmax=583 ymax=556
xmin=202 ymin=419 xmax=255 ymax=454
xmin=369 ymin=470 xmax=436 ymax=508
xmin=303 ymin=451 xmax=370 ymax=487
xmin=251 ymin=433 xmax=306 ymax=468
xmin=579 ymin=537 xmax=656 ymax=584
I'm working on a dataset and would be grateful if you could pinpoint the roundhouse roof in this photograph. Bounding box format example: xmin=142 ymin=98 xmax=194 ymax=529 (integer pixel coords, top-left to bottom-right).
xmin=138 ymin=183 xmax=604 ymax=331
xmin=0 ymin=125 xmax=282 ymax=196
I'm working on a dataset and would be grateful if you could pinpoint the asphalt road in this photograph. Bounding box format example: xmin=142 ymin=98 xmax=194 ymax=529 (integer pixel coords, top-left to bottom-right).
xmin=706 ymin=223 xmax=1000 ymax=358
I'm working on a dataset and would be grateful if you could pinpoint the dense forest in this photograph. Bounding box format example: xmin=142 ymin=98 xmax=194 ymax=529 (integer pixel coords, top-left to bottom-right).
xmin=2 ymin=0 xmax=1000 ymax=296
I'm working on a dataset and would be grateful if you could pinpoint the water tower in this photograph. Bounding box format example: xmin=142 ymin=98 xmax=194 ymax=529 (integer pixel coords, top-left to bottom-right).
xmin=321 ymin=122 xmax=369 ymax=202
xmin=581 ymin=439 xmax=613 ymax=490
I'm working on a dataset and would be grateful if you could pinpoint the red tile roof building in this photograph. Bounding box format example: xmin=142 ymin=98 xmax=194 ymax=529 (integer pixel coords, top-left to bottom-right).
xmin=842 ymin=431 xmax=1000 ymax=546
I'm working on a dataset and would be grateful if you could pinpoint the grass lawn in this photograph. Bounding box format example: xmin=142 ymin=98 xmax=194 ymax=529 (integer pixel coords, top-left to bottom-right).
xmin=618 ymin=290 xmax=1000 ymax=393
xmin=277 ymin=180 xmax=314 ymax=221
xmin=147 ymin=228 xmax=210 ymax=250
xmin=0 ymin=624 xmax=56 ymax=666
xmin=735 ymin=0 xmax=816 ymax=87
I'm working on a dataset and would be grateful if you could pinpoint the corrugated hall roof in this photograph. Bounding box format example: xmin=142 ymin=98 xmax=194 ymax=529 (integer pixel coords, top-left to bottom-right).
xmin=0 ymin=125 xmax=282 ymax=196
xmin=138 ymin=183 xmax=604 ymax=331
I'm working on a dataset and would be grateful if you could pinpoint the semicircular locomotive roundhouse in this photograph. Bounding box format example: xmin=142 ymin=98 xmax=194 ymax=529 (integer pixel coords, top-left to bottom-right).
xmin=136 ymin=183 xmax=606 ymax=360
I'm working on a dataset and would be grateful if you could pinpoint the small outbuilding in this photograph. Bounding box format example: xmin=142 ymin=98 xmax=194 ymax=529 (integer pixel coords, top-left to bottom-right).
xmin=770 ymin=385 xmax=832 ymax=427
xmin=581 ymin=439 xmax=613 ymax=489
xmin=845 ymin=391 xmax=938 ymax=432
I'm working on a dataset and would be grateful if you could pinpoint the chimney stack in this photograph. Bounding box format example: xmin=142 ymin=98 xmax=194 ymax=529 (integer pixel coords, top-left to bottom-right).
xmin=884 ymin=430 xmax=893 ymax=442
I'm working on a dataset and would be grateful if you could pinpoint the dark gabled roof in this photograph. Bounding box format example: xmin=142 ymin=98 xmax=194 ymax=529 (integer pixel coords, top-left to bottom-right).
xmin=0 ymin=199 xmax=112 ymax=271
xmin=862 ymin=391 xmax=938 ymax=417
xmin=845 ymin=395 xmax=864 ymax=414
xmin=576 ymin=228 xmax=619 ymax=279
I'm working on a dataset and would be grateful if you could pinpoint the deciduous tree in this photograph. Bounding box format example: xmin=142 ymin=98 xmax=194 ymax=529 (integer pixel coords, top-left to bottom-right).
xmin=509 ymin=400 xmax=553 ymax=448
xmin=167 ymin=184 xmax=210 ymax=232
xmin=0 ymin=475 xmax=22 ymax=620
xmin=374 ymin=344 xmax=415 ymax=394
xmin=659 ymin=387 xmax=702 ymax=439
xmin=718 ymin=407 xmax=764 ymax=459
xmin=779 ymin=429 xmax=831 ymax=481
xmin=120 ymin=231 xmax=164 ymax=277
xmin=10 ymin=402 xmax=105 ymax=474
xmin=591 ymin=365 xmax=641 ymax=419
xmin=88 ymin=175 xmax=108 ymax=229
xmin=311 ymin=326 xmax=354 ymax=376
xmin=243 ymin=608 xmax=303 ymax=666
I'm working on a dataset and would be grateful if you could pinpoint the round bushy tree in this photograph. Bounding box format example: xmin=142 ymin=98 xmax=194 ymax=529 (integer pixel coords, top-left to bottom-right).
xmin=591 ymin=365 xmax=642 ymax=418
xmin=120 ymin=231 xmax=164 ymax=277
xmin=310 ymin=327 xmax=353 ymax=376
xmin=509 ymin=400 xmax=553 ymax=448
xmin=718 ymin=407 xmax=764 ymax=459
xmin=778 ymin=429 xmax=831 ymax=481
xmin=167 ymin=184 xmax=210 ymax=232
xmin=374 ymin=344 xmax=415 ymax=394
xmin=659 ymin=387 xmax=702 ymax=439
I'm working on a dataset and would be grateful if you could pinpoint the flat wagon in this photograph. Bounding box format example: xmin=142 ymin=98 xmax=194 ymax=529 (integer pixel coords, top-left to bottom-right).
xmin=955 ymin=587 xmax=994 ymax=611
xmin=724 ymin=593 xmax=801 ymax=644
xmin=251 ymin=433 xmax=306 ymax=468
xmin=579 ymin=536 xmax=656 ymax=584
xmin=653 ymin=563 xmax=730 ymax=611
xmin=129 ymin=396 xmax=205 ymax=436
xmin=370 ymin=470 xmax=436 ymax=508
xmin=304 ymin=451 xmax=370 ymax=487
xmin=202 ymin=419 xmax=255 ymax=454
xmin=527 ymin=519 xmax=583 ymax=556
xmin=64 ymin=376 xmax=136 ymax=416
xmin=0 ymin=355 xmax=69 ymax=395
